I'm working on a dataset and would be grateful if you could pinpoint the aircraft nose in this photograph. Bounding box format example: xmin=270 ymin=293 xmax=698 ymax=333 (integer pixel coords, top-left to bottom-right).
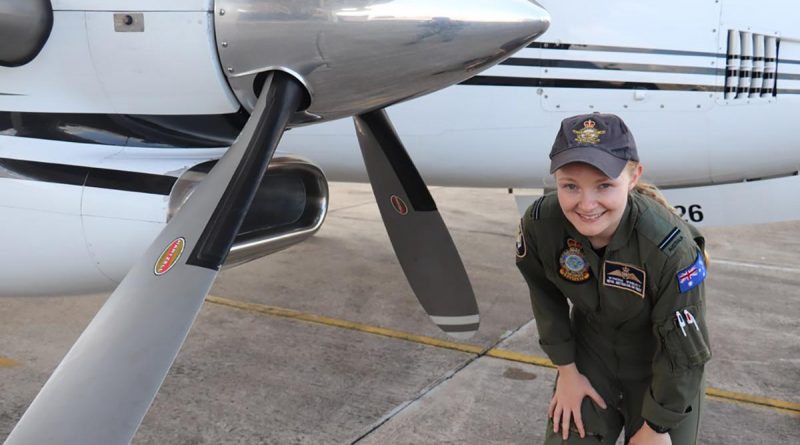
xmin=214 ymin=0 xmax=550 ymax=122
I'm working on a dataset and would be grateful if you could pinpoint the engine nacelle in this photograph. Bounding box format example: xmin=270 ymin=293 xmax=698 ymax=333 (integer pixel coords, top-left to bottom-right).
xmin=0 ymin=140 xmax=328 ymax=297
xmin=171 ymin=157 xmax=328 ymax=268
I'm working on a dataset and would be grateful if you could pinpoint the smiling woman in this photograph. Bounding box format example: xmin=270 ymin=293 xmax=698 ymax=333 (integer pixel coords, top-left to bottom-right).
xmin=554 ymin=162 xmax=642 ymax=249
xmin=516 ymin=113 xmax=711 ymax=445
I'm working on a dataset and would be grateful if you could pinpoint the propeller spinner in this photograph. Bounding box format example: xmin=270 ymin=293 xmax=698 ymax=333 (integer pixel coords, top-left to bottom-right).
xmin=5 ymin=1 xmax=550 ymax=443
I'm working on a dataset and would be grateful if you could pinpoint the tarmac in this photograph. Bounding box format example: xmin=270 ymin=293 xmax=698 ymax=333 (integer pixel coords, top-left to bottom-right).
xmin=0 ymin=183 xmax=798 ymax=444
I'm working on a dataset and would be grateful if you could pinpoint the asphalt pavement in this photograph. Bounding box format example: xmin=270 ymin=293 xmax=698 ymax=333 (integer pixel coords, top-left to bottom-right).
xmin=1 ymin=183 xmax=797 ymax=444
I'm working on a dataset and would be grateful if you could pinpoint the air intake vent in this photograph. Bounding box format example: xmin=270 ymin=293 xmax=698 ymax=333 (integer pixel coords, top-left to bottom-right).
xmin=725 ymin=30 xmax=779 ymax=100
xmin=762 ymin=36 xmax=777 ymax=96
xmin=749 ymin=34 xmax=764 ymax=97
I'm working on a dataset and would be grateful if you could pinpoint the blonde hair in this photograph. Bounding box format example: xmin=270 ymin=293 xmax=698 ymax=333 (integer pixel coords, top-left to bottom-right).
xmin=625 ymin=161 xmax=711 ymax=266
xmin=625 ymin=161 xmax=674 ymax=212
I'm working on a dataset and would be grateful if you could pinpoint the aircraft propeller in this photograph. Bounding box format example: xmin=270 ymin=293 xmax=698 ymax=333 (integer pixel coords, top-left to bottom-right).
xmin=355 ymin=110 xmax=480 ymax=338
xmin=4 ymin=72 xmax=305 ymax=445
xmin=3 ymin=0 xmax=551 ymax=442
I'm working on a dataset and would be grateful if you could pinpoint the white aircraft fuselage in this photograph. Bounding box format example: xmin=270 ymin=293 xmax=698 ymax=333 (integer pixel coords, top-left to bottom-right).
xmin=282 ymin=0 xmax=799 ymax=190
xmin=1 ymin=0 xmax=799 ymax=297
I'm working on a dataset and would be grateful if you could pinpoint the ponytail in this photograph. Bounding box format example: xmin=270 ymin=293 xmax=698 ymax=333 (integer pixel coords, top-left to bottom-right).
xmin=633 ymin=180 xmax=674 ymax=212
xmin=626 ymin=161 xmax=710 ymax=266
xmin=626 ymin=161 xmax=675 ymax=212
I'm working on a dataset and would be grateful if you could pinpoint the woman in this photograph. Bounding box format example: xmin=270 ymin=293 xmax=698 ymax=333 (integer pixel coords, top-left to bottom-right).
xmin=516 ymin=113 xmax=711 ymax=445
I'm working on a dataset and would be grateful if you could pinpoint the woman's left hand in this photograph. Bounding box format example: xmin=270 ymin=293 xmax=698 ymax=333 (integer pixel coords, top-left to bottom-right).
xmin=629 ymin=422 xmax=672 ymax=445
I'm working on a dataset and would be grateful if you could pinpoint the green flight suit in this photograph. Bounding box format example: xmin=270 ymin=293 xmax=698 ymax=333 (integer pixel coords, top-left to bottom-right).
xmin=515 ymin=191 xmax=711 ymax=444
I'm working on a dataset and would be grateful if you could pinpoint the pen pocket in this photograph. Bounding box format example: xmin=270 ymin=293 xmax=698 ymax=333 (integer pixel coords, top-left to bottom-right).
xmin=657 ymin=304 xmax=711 ymax=371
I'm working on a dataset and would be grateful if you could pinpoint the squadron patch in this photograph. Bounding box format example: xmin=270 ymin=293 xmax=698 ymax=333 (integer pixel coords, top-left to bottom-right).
xmin=677 ymin=251 xmax=707 ymax=293
xmin=603 ymin=260 xmax=646 ymax=298
xmin=515 ymin=220 xmax=527 ymax=258
xmin=558 ymin=238 xmax=590 ymax=283
xmin=572 ymin=119 xmax=606 ymax=145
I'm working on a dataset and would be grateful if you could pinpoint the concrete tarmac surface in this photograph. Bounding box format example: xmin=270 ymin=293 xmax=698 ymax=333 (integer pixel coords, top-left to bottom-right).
xmin=1 ymin=183 xmax=798 ymax=444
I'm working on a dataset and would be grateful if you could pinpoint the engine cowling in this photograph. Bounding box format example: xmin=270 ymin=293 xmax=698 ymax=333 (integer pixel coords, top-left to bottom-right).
xmin=170 ymin=156 xmax=328 ymax=268
xmin=0 ymin=148 xmax=327 ymax=297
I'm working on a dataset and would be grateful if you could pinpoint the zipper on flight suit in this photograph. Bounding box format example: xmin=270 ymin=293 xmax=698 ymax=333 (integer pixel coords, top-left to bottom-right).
xmin=592 ymin=245 xmax=623 ymax=376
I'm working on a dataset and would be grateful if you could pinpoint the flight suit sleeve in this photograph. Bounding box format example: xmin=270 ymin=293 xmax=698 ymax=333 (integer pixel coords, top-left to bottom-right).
xmin=515 ymin=218 xmax=575 ymax=366
xmin=642 ymin=250 xmax=712 ymax=429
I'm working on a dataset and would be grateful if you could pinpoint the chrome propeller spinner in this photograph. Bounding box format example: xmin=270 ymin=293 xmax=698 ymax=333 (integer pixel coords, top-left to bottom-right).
xmin=215 ymin=0 xmax=551 ymax=122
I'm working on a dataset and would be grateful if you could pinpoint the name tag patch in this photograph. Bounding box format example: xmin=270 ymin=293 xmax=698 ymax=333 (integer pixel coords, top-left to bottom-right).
xmin=603 ymin=261 xmax=646 ymax=298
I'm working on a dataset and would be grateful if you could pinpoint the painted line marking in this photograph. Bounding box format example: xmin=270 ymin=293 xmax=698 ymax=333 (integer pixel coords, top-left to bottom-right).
xmin=713 ymin=258 xmax=800 ymax=273
xmin=205 ymin=295 xmax=484 ymax=355
xmin=0 ymin=357 xmax=20 ymax=368
xmin=705 ymin=388 xmax=800 ymax=416
xmin=206 ymin=295 xmax=800 ymax=416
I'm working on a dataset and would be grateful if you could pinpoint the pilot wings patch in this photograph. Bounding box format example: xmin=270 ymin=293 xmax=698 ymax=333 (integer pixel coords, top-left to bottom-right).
xmin=603 ymin=260 xmax=646 ymax=298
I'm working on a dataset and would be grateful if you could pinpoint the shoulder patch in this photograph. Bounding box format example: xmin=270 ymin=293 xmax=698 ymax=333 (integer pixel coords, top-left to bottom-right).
xmin=658 ymin=227 xmax=681 ymax=252
xmin=515 ymin=219 xmax=527 ymax=258
xmin=677 ymin=251 xmax=707 ymax=293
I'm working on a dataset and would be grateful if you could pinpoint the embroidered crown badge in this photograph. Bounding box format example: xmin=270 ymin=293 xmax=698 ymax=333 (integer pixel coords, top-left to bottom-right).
xmin=572 ymin=119 xmax=606 ymax=144
xmin=559 ymin=238 xmax=590 ymax=283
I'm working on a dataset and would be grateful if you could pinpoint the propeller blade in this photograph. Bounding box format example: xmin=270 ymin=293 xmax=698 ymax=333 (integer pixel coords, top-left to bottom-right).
xmin=354 ymin=109 xmax=479 ymax=339
xmin=5 ymin=72 xmax=304 ymax=445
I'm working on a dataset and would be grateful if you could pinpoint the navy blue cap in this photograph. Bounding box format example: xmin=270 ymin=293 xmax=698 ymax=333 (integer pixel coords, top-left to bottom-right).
xmin=549 ymin=113 xmax=638 ymax=178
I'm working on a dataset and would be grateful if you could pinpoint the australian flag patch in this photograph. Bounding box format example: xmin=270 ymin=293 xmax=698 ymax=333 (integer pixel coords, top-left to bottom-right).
xmin=677 ymin=251 xmax=707 ymax=293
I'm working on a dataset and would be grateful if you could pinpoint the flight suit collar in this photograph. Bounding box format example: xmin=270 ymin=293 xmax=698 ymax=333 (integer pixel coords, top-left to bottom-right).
xmin=606 ymin=195 xmax=637 ymax=253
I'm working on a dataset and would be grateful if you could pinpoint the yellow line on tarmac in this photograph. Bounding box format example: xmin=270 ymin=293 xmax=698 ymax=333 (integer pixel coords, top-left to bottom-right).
xmin=706 ymin=388 xmax=800 ymax=416
xmin=485 ymin=348 xmax=555 ymax=369
xmin=206 ymin=295 xmax=484 ymax=355
xmin=0 ymin=357 xmax=19 ymax=368
xmin=206 ymin=295 xmax=800 ymax=416
xmin=480 ymin=349 xmax=800 ymax=416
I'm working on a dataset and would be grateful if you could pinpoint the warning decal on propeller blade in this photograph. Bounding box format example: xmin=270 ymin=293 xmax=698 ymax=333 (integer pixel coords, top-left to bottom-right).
xmin=390 ymin=195 xmax=409 ymax=215
xmin=154 ymin=237 xmax=186 ymax=276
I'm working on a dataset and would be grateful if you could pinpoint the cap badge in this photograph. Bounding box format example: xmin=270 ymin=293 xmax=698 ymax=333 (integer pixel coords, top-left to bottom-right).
xmin=558 ymin=238 xmax=590 ymax=283
xmin=573 ymin=119 xmax=606 ymax=145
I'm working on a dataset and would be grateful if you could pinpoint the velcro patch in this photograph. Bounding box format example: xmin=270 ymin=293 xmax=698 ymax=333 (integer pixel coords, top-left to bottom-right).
xmin=666 ymin=235 xmax=684 ymax=254
xmin=677 ymin=251 xmax=707 ymax=293
xmin=515 ymin=220 xmax=526 ymax=258
xmin=603 ymin=260 xmax=646 ymax=298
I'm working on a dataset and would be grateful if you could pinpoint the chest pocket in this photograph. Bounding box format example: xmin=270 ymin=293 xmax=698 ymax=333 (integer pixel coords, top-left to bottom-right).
xmin=598 ymin=282 xmax=647 ymax=323
xmin=656 ymin=303 xmax=711 ymax=371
